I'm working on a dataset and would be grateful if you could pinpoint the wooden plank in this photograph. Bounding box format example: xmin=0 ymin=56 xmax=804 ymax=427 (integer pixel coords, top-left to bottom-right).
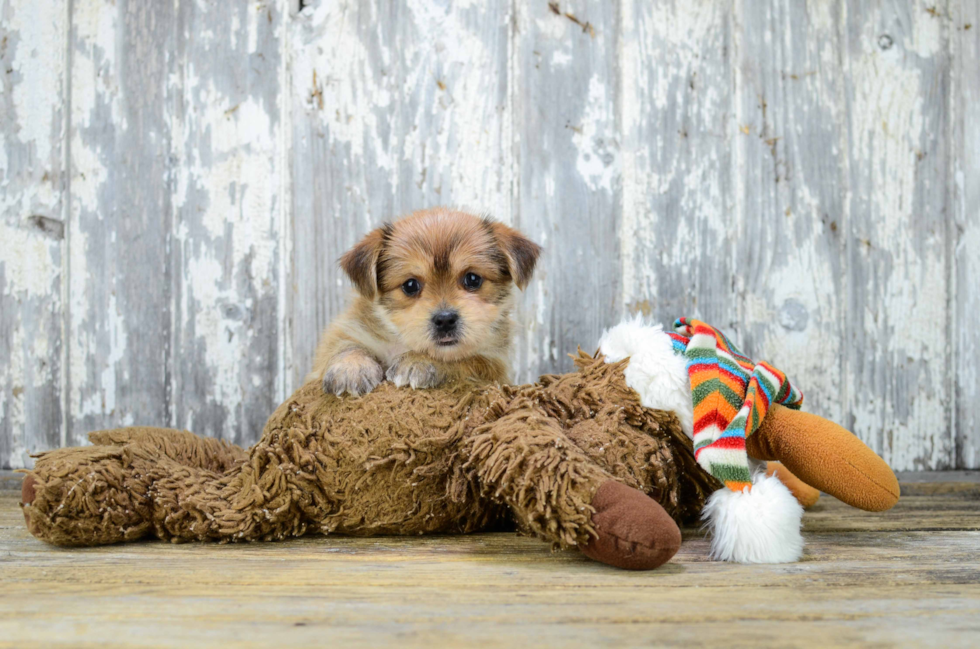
xmin=619 ymin=0 xmax=736 ymax=333
xmin=511 ymin=1 xmax=621 ymax=381
xmin=731 ymin=1 xmax=847 ymax=423
xmin=169 ymin=1 xmax=284 ymax=446
xmin=2 ymin=491 xmax=979 ymax=647
xmin=0 ymin=581 xmax=977 ymax=648
xmin=896 ymin=468 xmax=980 ymax=485
xmin=801 ymin=488 xmax=980 ymax=532
xmin=952 ymin=3 xmax=980 ymax=468
xmin=286 ymin=0 xmax=514 ymax=390
xmin=0 ymin=0 xmax=68 ymax=468
xmin=67 ymin=0 xmax=176 ymax=443
xmin=841 ymin=0 xmax=953 ymax=470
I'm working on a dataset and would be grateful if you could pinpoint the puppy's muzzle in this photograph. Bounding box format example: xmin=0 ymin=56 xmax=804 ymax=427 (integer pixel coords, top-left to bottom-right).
xmin=431 ymin=309 xmax=460 ymax=344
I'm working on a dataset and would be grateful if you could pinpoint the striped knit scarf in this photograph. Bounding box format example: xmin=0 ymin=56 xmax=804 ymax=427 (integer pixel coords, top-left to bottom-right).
xmin=668 ymin=318 xmax=803 ymax=492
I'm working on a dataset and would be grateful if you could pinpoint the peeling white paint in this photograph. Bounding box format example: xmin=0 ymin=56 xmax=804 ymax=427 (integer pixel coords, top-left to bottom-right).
xmin=2 ymin=0 xmax=977 ymax=471
xmin=909 ymin=0 xmax=944 ymax=57
xmin=844 ymin=4 xmax=951 ymax=465
xmin=620 ymin=0 xmax=731 ymax=311
xmin=183 ymin=254 xmax=245 ymax=432
xmin=951 ymin=0 xmax=980 ymax=470
xmin=176 ymin=94 xmax=278 ymax=286
xmin=164 ymin=0 xmax=285 ymax=442
xmin=0 ymin=226 xmax=61 ymax=298
xmin=67 ymin=136 xmax=108 ymax=211
xmin=572 ymin=74 xmax=617 ymax=193
xmin=295 ymin=4 xmax=390 ymax=165
xmin=71 ymin=0 xmax=126 ymax=130
xmin=67 ymin=220 xmax=90 ymax=419
xmin=1 ymin=0 xmax=68 ymax=468
xmin=4 ymin=327 xmax=29 ymax=468
xmin=551 ymin=50 xmax=572 ymax=67
xmin=6 ymin=4 xmax=64 ymax=172
xmin=99 ymin=293 xmax=127 ymax=417
xmin=1 ymin=301 xmax=57 ymax=467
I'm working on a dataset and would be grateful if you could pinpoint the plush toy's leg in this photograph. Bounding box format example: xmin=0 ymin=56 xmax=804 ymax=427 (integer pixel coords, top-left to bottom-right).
xmin=20 ymin=428 xmax=298 ymax=547
xmin=748 ymin=404 xmax=900 ymax=511
xmin=466 ymin=407 xmax=681 ymax=570
xmin=765 ymin=462 xmax=821 ymax=509
xmin=20 ymin=445 xmax=155 ymax=546
xmin=88 ymin=427 xmax=246 ymax=473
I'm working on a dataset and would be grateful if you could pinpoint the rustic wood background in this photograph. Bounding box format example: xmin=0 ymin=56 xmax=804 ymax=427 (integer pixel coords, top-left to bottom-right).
xmin=1 ymin=0 xmax=977 ymax=471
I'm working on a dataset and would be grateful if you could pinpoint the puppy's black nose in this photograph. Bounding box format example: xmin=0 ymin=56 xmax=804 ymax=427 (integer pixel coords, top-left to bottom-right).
xmin=432 ymin=310 xmax=460 ymax=334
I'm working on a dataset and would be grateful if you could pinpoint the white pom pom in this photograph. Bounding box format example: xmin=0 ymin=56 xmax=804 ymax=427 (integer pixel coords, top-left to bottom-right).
xmin=598 ymin=316 xmax=694 ymax=437
xmin=701 ymin=473 xmax=804 ymax=563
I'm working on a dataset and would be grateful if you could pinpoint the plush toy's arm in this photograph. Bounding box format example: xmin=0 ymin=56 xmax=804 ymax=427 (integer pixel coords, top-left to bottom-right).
xmin=465 ymin=407 xmax=606 ymax=546
xmin=748 ymin=404 xmax=900 ymax=512
xmin=465 ymin=405 xmax=682 ymax=569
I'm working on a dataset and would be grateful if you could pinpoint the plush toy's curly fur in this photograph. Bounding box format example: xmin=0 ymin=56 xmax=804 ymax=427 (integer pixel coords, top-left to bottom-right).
xmin=21 ymin=353 xmax=721 ymax=552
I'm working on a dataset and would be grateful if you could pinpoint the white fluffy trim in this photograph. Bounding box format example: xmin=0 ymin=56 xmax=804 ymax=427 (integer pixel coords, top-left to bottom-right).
xmin=598 ymin=317 xmax=694 ymax=437
xmin=701 ymin=473 xmax=804 ymax=563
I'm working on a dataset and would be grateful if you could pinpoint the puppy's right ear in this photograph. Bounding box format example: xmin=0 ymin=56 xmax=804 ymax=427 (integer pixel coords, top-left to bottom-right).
xmin=340 ymin=225 xmax=388 ymax=298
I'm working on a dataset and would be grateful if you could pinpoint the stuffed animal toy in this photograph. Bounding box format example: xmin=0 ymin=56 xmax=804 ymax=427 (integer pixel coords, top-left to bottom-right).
xmin=19 ymin=319 xmax=899 ymax=569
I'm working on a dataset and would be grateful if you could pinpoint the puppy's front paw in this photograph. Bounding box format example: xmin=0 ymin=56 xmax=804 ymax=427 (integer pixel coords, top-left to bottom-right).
xmin=386 ymin=354 xmax=444 ymax=389
xmin=322 ymin=351 xmax=384 ymax=397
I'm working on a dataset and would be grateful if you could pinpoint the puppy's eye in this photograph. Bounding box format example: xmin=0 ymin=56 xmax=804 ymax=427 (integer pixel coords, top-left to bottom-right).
xmin=462 ymin=272 xmax=483 ymax=291
xmin=402 ymin=278 xmax=421 ymax=296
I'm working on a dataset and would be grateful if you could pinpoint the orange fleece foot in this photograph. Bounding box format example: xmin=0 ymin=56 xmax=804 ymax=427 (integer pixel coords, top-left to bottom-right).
xmin=748 ymin=405 xmax=899 ymax=512
xmin=766 ymin=462 xmax=821 ymax=509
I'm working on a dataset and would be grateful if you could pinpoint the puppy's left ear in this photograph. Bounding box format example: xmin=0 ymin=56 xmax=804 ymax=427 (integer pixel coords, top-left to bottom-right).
xmin=491 ymin=222 xmax=541 ymax=290
xmin=339 ymin=225 xmax=388 ymax=298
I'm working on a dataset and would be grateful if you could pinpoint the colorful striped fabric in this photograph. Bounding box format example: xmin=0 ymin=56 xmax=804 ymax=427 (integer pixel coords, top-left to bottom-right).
xmin=668 ymin=318 xmax=803 ymax=492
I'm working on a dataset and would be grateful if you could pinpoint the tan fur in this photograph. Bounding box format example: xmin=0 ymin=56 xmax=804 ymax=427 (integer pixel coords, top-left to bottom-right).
xmin=309 ymin=208 xmax=540 ymax=395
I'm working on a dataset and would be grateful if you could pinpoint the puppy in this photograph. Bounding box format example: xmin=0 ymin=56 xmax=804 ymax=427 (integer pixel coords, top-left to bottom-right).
xmin=308 ymin=208 xmax=541 ymax=396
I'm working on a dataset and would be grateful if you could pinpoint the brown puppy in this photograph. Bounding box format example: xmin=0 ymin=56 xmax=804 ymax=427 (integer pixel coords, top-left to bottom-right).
xmin=309 ymin=208 xmax=541 ymax=396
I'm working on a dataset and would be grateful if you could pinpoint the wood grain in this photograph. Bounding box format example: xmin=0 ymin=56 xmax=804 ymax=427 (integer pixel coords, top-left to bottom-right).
xmin=1 ymin=488 xmax=979 ymax=647
xmin=169 ymin=0 xmax=284 ymax=446
xmin=952 ymin=2 xmax=979 ymax=469
xmin=0 ymin=0 xmax=67 ymax=468
xmin=619 ymin=0 xmax=737 ymax=341
xmin=67 ymin=0 xmax=176 ymax=444
xmin=511 ymin=1 xmax=622 ymax=381
xmin=841 ymin=1 xmax=953 ymax=468
xmin=732 ymin=0 xmax=847 ymax=424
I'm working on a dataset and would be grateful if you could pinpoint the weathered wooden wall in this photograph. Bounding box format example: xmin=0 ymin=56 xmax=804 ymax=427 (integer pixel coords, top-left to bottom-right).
xmin=1 ymin=0 xmax=977 ymax=471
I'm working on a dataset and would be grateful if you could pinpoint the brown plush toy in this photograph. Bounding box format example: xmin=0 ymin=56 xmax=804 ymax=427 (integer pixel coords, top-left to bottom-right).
xmin=19 ymin=320 xmax=900 ymax=569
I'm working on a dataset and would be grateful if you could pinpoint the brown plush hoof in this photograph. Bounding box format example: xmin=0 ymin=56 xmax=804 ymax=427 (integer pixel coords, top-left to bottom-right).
xmin=21 ymin=474 xmax=36 ymax=531
xmin=580 ymin=480 xmax=682 ymax=570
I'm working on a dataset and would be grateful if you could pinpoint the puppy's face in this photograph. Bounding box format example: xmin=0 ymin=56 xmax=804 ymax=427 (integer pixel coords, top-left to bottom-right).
xmin=340 ymin=209 xmax=540 ymax=360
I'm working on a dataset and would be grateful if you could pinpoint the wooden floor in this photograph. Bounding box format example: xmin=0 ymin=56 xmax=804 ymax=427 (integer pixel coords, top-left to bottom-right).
xmin=1 ymin=473 xmax=979 ymax=648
